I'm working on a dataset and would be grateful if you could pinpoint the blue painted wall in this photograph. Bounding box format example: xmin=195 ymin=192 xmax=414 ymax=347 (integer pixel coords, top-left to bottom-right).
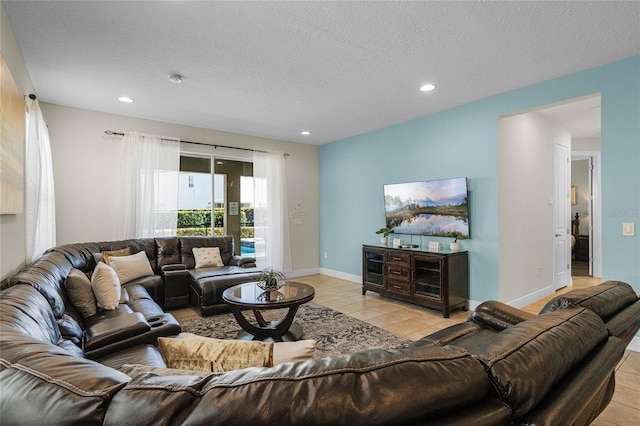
xmin=319 ymin=56 xmax=639 ymax=302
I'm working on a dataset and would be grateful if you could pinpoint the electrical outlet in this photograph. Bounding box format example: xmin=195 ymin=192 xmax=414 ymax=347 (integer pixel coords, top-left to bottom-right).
xmin=536 ymin=266 xmax=542 ymax=277
xmin=323 ymin=252 xmax=328 ymax=259
xmin=294 ymin=201 xmax=306 ymax=214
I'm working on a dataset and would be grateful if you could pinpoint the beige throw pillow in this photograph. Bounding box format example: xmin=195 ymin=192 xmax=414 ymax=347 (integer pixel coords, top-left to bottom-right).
xmin=272 ymin=339 xmax=317 ymax=365
xmin=192 ymin=246 xmax=224 ymax=269
xmin=91 ymin=262 xmax=121 ymax=310
xmin=64 ymin=268 xmax=97 ymax=317
xmin=177 ymin=333 xmax=316 ymax=365
xmin=92 ymin=247 xmax=131 ymax=265
xmin=108 ymin=250 xmax=154 ymax=284
xmin=158 ymin=335 xmax=273 ymax=372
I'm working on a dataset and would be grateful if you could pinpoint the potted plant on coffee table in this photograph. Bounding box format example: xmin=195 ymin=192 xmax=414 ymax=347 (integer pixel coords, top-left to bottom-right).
xmin=257 ymin=268 xmax=286 ymax=292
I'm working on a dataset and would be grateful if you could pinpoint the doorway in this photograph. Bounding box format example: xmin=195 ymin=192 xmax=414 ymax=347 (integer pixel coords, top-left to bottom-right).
xmin=571 ymin=151 xmax=601 ymax=278
xmin=535 ymin=94 xmax=602 ymax=281
xmin=497 ymin=93 xmax=602 ymax=304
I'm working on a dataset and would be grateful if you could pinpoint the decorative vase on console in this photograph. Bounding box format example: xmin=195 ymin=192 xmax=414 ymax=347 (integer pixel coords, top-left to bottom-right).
xmin=375 ymin=227 xmax=393 ymax=246
xmin=449 ymin=232 xmax=462 ymax=252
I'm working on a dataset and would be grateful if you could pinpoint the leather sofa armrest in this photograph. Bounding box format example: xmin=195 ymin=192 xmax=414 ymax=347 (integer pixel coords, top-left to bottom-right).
xmin=161 ymin=264 xmax=187 ymax=272
xmin=515 ymin=336 xmax=625 ymax=425
xmin=84 ymin=312 xmax=150 ymax=353
xmin=228 ymin=256 xmax=257 ymax=268
xmin=162 ymin=265 xmax=190 ymax=309
xmin=469 ymin=300 xmax=535 ymax=331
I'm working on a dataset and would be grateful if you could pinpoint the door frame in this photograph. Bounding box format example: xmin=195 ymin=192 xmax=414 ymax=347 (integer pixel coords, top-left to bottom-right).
xmin=572 ymin=150 xmax=602 ymax=278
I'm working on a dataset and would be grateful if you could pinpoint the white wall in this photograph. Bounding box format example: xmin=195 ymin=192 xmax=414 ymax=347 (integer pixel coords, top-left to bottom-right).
xmin=573 ymin=137 xmax=601 ymax=152
xmin=40 ymin=103 xmax=320 ymax=272
xmin=0 ymin=1 xmax=35 ymax=281
xmin=498 ymin=112 xmax=571 ymax=304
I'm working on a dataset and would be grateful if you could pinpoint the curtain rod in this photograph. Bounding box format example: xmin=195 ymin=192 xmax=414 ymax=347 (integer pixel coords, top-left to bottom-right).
xmin=104 ymin=130 xmax=288 ymax=157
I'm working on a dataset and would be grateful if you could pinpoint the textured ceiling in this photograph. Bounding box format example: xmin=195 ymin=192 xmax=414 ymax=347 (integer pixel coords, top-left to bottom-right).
xmin=4 ymin=1 xmax=638 ymax=145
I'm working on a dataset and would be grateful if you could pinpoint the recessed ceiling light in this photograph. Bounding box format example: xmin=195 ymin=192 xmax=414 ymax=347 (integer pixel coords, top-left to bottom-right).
xmin=419 ymin=84 xmax=436 ymax=92
xmin=301 ymin=131 xmax=311 ymax=135
xmin=118 ymin=96 xmax=135 ymax=103
xmin=168 ymin=74 xmax=184 ymax=84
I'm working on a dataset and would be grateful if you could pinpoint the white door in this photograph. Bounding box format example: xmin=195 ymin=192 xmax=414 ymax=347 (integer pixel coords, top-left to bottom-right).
xmin=553 ymin=141 xmax=571 ymax=290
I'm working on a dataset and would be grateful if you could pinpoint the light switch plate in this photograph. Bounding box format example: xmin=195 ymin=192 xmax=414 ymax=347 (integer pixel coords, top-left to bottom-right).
xmin=622 ymin=222 xmax=635 ymax=236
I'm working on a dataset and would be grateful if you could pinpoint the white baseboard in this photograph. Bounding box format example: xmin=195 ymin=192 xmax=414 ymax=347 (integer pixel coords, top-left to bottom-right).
xmin=285 ymin=268 xmax=321 ymax=279
xmin=468 ymin=299 xmax=481 ymax=311
xmin=507 ymin=285 xmax=555 ymax=309
xmin=286 ymin=267 xmax=360 ymax=284
xmin=627 ymin=336 xmax=640 ymax=353
xmin=318 ymin=267 xmax=361 ymax=283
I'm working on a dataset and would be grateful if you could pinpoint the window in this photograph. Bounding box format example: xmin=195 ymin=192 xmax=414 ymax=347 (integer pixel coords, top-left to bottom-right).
xmin=178 ymin=156 xmax=212 ymax=236
xmin=178 ymin=155 xmax=255 ymax=255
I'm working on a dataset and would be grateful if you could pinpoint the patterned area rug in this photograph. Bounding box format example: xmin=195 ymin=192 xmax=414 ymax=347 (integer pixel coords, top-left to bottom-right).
xmin=180 ymin=302 xmax=410 ymax=358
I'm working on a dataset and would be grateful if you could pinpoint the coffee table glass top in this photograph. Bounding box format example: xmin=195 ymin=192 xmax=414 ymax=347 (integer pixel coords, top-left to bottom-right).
xmin=223 ymin=281 xmax=315 ymax=307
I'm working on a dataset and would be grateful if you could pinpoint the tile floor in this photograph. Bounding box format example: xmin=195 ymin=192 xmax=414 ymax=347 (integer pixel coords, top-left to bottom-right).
xmin=171 ymin=274 xmax=639 ymax=424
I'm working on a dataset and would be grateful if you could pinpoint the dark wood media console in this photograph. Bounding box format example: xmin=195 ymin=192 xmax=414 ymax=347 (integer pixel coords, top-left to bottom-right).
xmin=362 ymin=244 xmax=469 ymax=318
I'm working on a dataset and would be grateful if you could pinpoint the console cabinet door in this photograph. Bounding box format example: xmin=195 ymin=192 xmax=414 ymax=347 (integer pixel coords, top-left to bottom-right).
xmin=362 ymin=248 xmax=385 ymax=289
xmin=412 ymin=254 xmax=444 ymax=302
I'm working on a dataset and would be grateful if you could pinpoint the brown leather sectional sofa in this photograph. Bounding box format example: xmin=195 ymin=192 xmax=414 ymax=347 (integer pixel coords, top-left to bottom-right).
xmin=1 ymin=237 xmax=639 ymax=425
xmin=26 ymin=236 xmax=262 ymax=314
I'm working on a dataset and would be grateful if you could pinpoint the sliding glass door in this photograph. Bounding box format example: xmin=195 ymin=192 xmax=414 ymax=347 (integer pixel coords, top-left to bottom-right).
xmin=213 ymin=159 xmax=255 ymax=256
xmin=178 ymin=154 xmax=254 ymax=256
xmin=178 ymin=155 xmax=213 ymax=236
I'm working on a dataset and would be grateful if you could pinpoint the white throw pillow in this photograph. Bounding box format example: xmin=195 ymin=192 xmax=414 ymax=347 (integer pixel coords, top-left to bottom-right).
xmin=91 ymin=262 xmax=121 ymax=310
xmin=192 ymin=246 xmax=224 ymax=269
xmin=108 ymin=250 xmax=154 ymax=284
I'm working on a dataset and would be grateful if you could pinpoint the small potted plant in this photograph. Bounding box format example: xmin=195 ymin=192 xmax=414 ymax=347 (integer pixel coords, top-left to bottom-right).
xmin=375 ymin=227 xmax=393 ymax=246
xmin=450 ymin=232 xmax=462 ymax=252
xmin=257 ymin=268 xmax=286 ymax=292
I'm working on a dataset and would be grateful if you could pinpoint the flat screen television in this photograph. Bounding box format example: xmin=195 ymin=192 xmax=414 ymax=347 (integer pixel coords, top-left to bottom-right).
xmin=383 ymin=177 xmax=469 ymax=238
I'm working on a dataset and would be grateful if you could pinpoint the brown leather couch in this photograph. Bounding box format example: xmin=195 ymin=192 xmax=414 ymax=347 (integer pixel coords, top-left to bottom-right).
xmin=2 ymin=246 xmax=638 ymax=426
xmin=172 ymin=236 xmax=262 ymax=315
xmin=2 ymin=239 xmax=184 ymax=360
xmin=23 ymin=235 xmax=262 ymax=314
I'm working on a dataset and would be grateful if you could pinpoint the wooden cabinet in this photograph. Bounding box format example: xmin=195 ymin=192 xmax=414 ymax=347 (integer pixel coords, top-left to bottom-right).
xmin=576 ymin=235 xmax=590 ymax=262
xmin=362 ymin=247 xmax=385 ymax=291
xmin=362 ymin=245 xmax=469 ymax=318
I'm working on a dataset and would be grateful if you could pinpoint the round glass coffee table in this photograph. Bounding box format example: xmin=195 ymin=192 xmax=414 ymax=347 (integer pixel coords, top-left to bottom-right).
xmin=222 ymin=281 xmax=315 ymax=342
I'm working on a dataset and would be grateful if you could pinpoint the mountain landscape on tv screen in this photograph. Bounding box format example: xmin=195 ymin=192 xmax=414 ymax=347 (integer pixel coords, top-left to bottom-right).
xmin=383 ymin=178 xmax=469 ymax=238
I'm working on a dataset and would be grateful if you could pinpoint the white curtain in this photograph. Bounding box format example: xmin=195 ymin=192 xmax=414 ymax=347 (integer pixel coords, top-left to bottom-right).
xmin=253 ymin=151 xmax=291 ymax=272
xmin=117 ymin=132 xmax=180 ymax=239
xmin=25 ymin=98 xmax=56 ymax=262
